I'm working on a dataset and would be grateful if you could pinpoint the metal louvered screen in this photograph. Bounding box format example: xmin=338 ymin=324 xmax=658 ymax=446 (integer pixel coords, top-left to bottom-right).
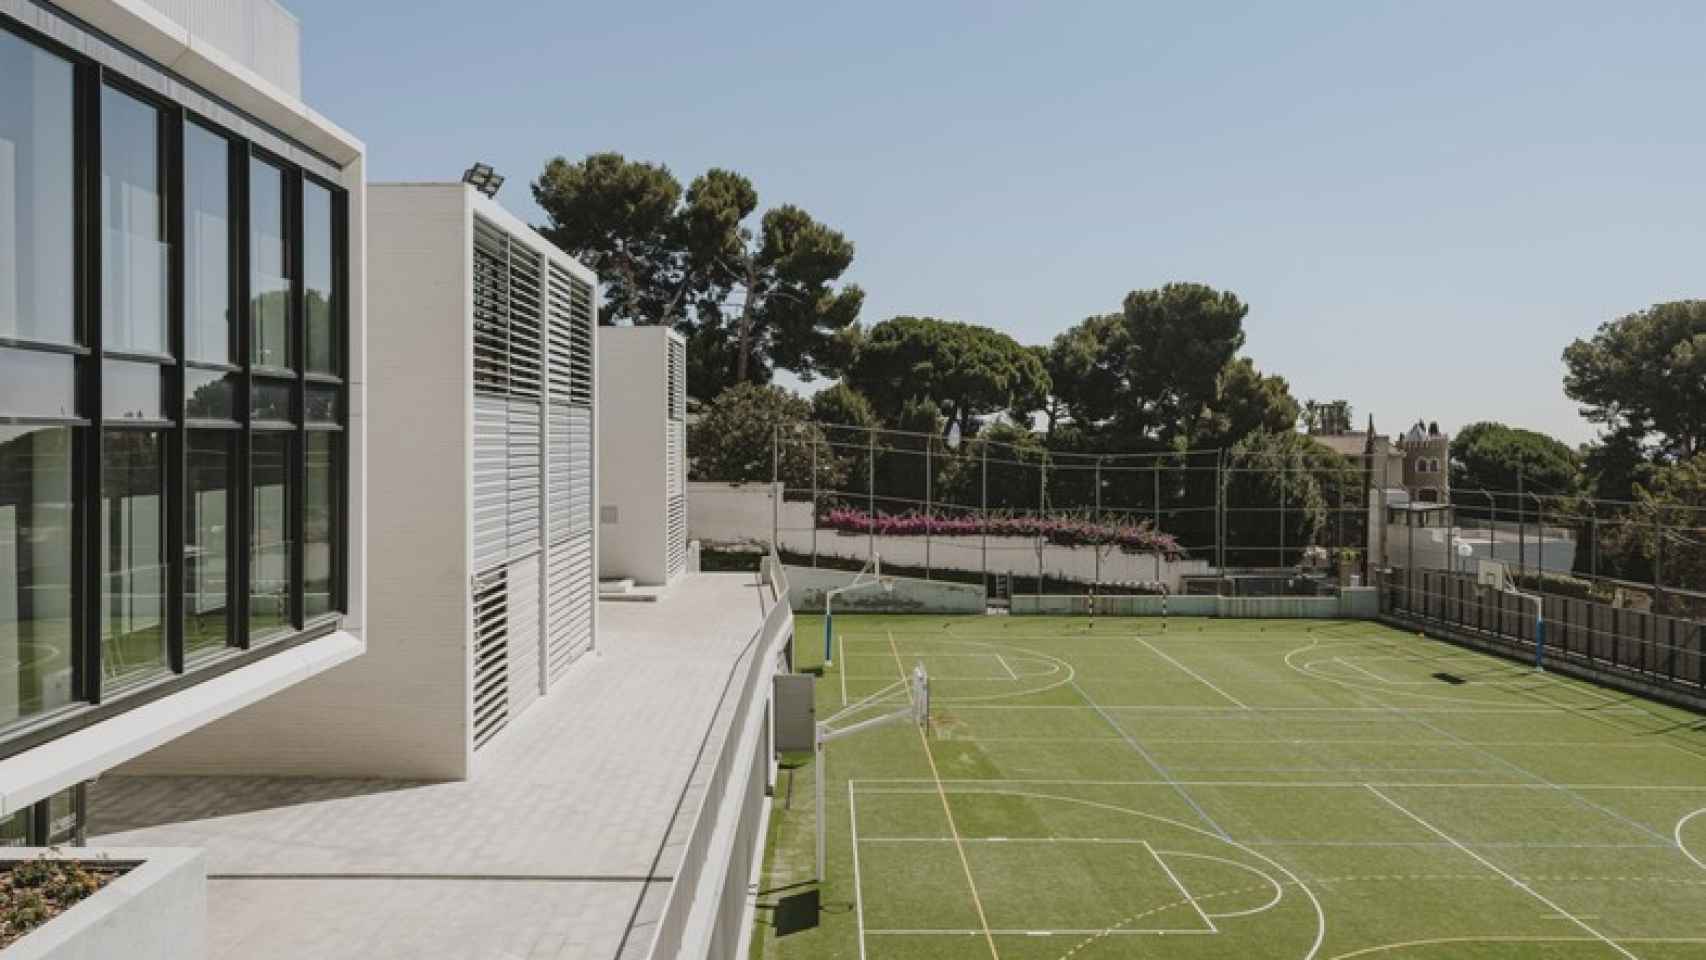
xmin=667 ymin=494 xmax=687 ymax=580
xmin=666 ymin=335 xmax=687 ymax=578
xmin=472 ymin=569 xmax=509 ymax=749
xmin=472 ymin=396 xmax=508 ymax=572
xmin=542 ymin=260 xmax=596 ymax=683
xmin=507 ymin=555 xmax=542 ymax=717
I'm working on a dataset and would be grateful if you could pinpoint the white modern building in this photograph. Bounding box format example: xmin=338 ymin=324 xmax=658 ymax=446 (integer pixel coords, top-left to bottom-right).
xmin=267 ymin=181 xmax=596 ymax=778
xmin=0 ymin=0 xmax=365 ymax=837
xmin=599 ymin=325 xmax=687 ymax=587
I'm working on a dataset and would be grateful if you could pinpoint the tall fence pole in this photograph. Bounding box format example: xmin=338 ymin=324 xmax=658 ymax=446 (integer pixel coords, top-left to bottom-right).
xmin=1278 ymin=455 xmax=1287 ymax=569
xmin=867 ymin=427 xmax=876 ymax=562
xmin=925 ymin=435 xmax=932 ymax=580
xmin=1517 ymin=466 xmax=1526 ymax=580
xmin=1037 ymin=452 xmax=1047 ymax=599
xmin=810 ymin=438 xmax=818 ymax=568
xmin=1154 ymin=460 xmax=1163 ymax=583
xmin=980 ymin=439 xmax=989 ymax=597
xmin=1094 ymin=457 xmax=1103 ymax=590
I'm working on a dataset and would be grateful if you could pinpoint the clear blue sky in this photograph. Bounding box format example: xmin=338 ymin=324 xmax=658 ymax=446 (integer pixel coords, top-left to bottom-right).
xmin=289 ymin=0 xmax=1706 ymax=446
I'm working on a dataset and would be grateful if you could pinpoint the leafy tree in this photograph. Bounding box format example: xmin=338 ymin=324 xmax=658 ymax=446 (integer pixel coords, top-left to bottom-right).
xmin=1042 ymin=284 xmax=1248 ymax=442
xmin=531 ymin=153 xmax=695 ymax=326
xmin=1223 ymin=431 xmax=1359 ymax=567
xmin=811 ymin=383 xmax=879 ymax=493
xmin=687 ymin=383 xmax=840 ymax=491
xmin=1592 ymin=454 xmax=1706 ymax=608
xmin=1188 ymin=358 xmax=1300 ymax=448
xmin=845 ymin=316 xmax=1050 ymax=435
xmin=1449 ymin=422 xmax=1582 ymax=498
xmin=533 ymin=153 xmax=862 ymax=394
xmin=1563 ymin=300 xmax=1706 ymax=460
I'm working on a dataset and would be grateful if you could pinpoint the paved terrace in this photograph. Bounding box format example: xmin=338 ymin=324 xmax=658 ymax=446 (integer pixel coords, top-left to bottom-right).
xmin=89 ymin=572 xmax=776 ymax=960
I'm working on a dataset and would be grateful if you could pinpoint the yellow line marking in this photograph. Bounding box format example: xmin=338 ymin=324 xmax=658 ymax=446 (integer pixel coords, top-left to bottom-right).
xmin=890 ymin=629 xmax=1000 ymax=960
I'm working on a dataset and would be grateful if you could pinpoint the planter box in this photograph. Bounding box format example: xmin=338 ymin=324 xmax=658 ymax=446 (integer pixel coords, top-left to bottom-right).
xmin=1 ymin=849 xmax=203 ymax=960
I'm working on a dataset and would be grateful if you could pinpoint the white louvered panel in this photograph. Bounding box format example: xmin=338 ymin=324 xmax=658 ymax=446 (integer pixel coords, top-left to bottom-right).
xmin=507 ymin=554 xmax=542 ymax=715
xmin=472 ymin=218 xmax=510 ymax=397
xmin=567 ymin=407 xmax=593 ymax=536
xmin=507 ymin=243 xmax=545 ymax=401
xmin=667 ymin=335 xmax=686 ymax=419
xmin=666 ymin=494 xmax=687 ymax=580
xmin=545 ymin=533 xmax=594 ymax=684
xmin=546 ymin=404 xmax=574 ymax=544
xmin=472 ymin=395 xmax=509 ymax=573
xmin=666 ymin=420 xmax=685 ymax=500
xmin=545 ymin=263 xmax=577 ymax=404
xmin=471 ymin=569 xmax=509 ymax=750
xmin=568 ymin=276 xmax=595 ymax=406
xmin=506 ymin=400 xmax=542 ymax=558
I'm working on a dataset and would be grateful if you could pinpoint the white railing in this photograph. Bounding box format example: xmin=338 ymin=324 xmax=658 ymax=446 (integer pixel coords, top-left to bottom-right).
xmin=644 ymin=554 xmax=791 ymax=960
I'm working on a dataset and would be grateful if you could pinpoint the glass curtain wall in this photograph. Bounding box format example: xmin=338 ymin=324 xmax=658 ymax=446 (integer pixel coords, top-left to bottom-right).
xmin=0 ymin=20 xmax=348 ymax=738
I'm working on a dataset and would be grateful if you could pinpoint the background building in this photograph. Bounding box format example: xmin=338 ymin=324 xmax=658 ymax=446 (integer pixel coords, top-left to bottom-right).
xmin=598 ymin=325 xmax=688 ymax=588
xmin=0 ymin=0 xmax=365 ymax=833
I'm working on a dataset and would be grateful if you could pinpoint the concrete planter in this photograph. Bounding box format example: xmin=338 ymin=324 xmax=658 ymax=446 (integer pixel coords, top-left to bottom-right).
xmin=0 ymin=849 xmax=204 ymax=960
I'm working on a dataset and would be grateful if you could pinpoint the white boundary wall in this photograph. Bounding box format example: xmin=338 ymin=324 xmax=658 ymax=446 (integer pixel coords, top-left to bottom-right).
xmin=691 ymin=483 xmax=1212 ymax=591
xmin=783 ymin=565 xmax=985 ymax=614
xmin=0 ymin=848 xmax=205 ymax=960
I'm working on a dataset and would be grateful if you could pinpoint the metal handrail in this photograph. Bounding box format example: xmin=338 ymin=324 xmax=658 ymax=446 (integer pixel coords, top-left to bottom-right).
xmin=643 ymin=554 xmax=791 ymax=960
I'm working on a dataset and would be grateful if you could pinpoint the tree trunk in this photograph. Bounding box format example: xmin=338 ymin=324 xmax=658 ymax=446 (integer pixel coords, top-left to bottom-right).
xmin=735 ymin=262 xmax=759 ymax=383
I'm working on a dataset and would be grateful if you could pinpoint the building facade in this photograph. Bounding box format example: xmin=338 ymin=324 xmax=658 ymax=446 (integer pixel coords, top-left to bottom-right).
xmin=598 ymin=325 xmax=687 ymax=587
xmin=0 ymin=0 xmax=365 ymax=830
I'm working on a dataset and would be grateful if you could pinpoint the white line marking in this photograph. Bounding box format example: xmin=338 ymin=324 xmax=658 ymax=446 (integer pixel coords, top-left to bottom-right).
xmin=864 ymin=928 xmax=1217 ymax=936
xmin=1678 ymin=808 xmax=1706 ymax=873
xmin=1364 ymin=785 xmax=1639 ymax=960
xmin=850 ymin=778 xmax=1706 ymax=792
xmin=1158 ymin=850 xmax=1286 ymax=918
xmin=850 ymin=781 xmax=867 ymax=960
xmin=1145 ymin=842 xmax=1218 ymax=933
xmin=996 ymin=654 xmax=1018 ymax=681
xmin=1335 ymin=657 xmax=1392 ymax=684
xmin=1134 ymin=636 xmax=1248 ymax=708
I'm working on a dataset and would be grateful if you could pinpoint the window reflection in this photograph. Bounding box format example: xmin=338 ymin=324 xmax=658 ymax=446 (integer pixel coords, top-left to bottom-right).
xmin=185 ymin=123 xmax=231 ymax=363
xmin=250 ymin=434 xmax=291 ymax=639
xmin=101 ymin=431 xmax=168 ymax=686
xmin=102 ymin=360 xmax=166 ymax=421
xmin=186 ymin=433 xmax=233 ymax=657
xmin=249 ymin=159 xmax=289 ymax=369
xmin=305 ymin=434 xmax=336 ymax=618
xmin=185 ymin=369 xmax=238 ymax=421
xmin=0 ymin=427 xmax=75 ymax=724
xmin=305 ymin=182 xmax=336 ymax=374
xmin=101 ymin=87 xmax=168 ymax=356
xmin=0 ymin=33 xmax=75 ymax=346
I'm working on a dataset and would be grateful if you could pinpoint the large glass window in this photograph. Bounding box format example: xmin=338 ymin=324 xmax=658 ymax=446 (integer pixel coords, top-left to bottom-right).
xmin=184 ymin=123 xmax=232 ymax=364
xmin=304 ymin=181 xmax=337 ymax=375
xmin=0 ymin=427 xmax=75 ymax=725
xmin=305 ymin=433 xmax=336 ymax=618
xmin=250 ymin=433 xmax=292 ymax=640
xmin=101 ymin=86 xmax=168 ymax=356
xmin=249 ymin=159 xmax=289 ymax=369
xmin=0 ymin=31 xmax=75 ymax=346
xmin=101 ymin=431 xmax=167 ymax=686
xmin=186 ymin=433 xmax=233 ymax=657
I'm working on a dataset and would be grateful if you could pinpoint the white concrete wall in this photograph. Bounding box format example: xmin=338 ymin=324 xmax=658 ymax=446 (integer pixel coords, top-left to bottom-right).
xmin=1011 ymin=588 xmax=1379 ymax=619
xmin=691 ymin=482 xmax=1212 ymax=590
xmin=115 ymin=0 xmax=303 ymax=97
xmin=784 ymin=565 xmax=985 ymax=614
xmin=1386 ymin=523 xmax=1577 ymax=575
xmin=599 ymin=327 xmax=672 ymax=585
xmin=1 ymin=848 xmax=204 ymax=960
xmin=130 ymin=183 xmax=472 ymax=781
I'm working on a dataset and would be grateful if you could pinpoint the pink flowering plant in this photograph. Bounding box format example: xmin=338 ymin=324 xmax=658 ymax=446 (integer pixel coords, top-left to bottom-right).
xmin=820 ymin=506 xmax=1184 ymax=559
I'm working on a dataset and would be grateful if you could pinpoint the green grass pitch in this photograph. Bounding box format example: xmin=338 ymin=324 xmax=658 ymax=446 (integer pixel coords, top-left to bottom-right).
xmin=749 ymin=615 xmax=1706 ymax=960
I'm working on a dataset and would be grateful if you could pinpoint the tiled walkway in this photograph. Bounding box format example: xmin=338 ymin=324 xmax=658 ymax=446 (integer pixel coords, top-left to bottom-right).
xmin=90 ymin=573 xmax=774 ymax=960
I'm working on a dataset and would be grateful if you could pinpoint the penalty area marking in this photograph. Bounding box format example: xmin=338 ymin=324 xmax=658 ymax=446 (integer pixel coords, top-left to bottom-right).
xmin=1364 ymin=784 xmax=1639 ymax=960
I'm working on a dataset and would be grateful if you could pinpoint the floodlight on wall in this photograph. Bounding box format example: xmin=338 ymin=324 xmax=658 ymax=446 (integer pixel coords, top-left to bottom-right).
xmin=462 ymin=162 xmax=505 ymax=198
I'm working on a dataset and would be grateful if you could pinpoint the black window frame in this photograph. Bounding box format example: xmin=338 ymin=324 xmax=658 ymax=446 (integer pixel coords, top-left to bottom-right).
xmin=0 ymin=15 xmax=351 ymax=754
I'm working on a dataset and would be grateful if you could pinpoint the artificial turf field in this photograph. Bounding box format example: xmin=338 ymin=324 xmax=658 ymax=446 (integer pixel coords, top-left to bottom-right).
xmin=750 ymin=615 xmax=1706 ymax=960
